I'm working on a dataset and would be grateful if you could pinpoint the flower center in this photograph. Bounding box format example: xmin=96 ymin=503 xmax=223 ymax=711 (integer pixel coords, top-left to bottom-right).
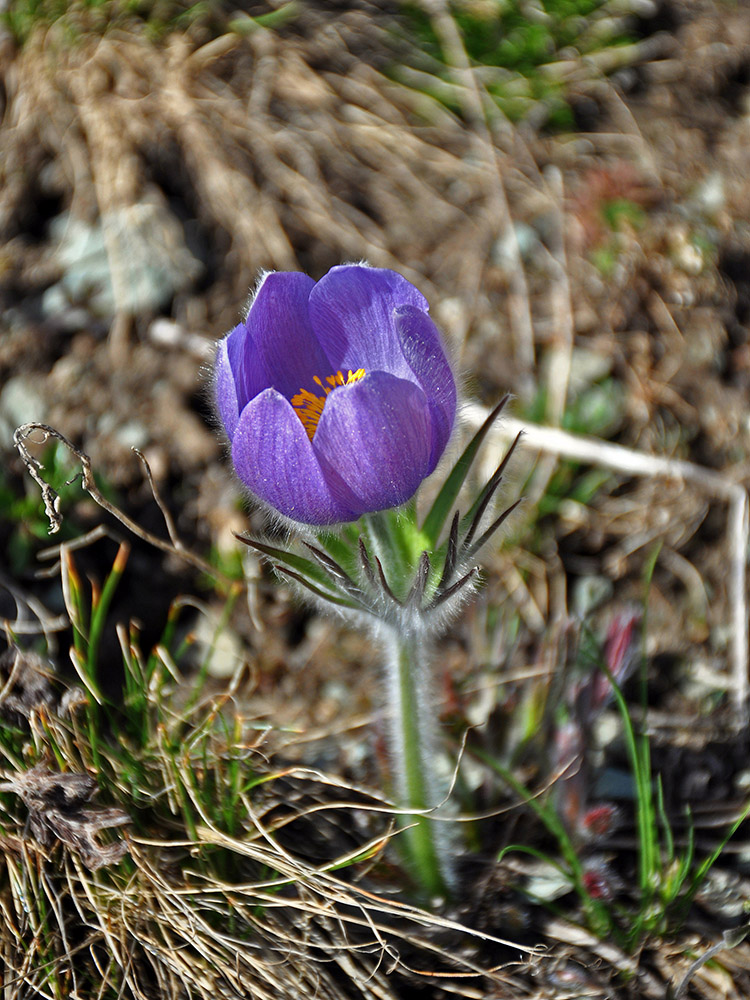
xmin=291 ymin=368 xmax=366 ymax=441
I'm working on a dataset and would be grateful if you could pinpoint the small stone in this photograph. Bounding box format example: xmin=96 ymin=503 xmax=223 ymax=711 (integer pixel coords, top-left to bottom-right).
xmin=667 ymin=226 xmax=704 ymax=275
xmin=113 ymin=420 xmax=150 ymax=451
xmin=43 ymin=193 xmax=202 ymax=320
xmin=572 ymin=575 xmax=613 ymax=616
xmin=567 ymin=347 xmax=613 ymax=397
xmin=193 ymin=613 xmax=246 ymax=680
xmin=0 ymin=375 xmax=47 ymax=443
xmin=693 ymin=171 xmax=725 ymax=216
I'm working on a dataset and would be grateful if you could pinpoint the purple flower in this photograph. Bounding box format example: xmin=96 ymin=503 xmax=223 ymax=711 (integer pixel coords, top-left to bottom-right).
xmin=214 ymin=264 xmax=457 ymax=525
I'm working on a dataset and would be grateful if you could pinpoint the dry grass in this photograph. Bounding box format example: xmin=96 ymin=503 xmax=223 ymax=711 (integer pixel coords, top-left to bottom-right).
xmin=2 ymin=10 xmax=505 ymax=324
xmin=0 ymin=639 xmax=545 ymax=1000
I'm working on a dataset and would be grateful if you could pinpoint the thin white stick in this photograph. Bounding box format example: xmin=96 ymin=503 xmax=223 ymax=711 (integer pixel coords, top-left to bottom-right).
xmin=542 ymin=165 xmax=574 ymax=427
xmin=729 ymin=491 xmax=749 ymax=723
xmin=464 ymin=405 xmax=750 ymax=722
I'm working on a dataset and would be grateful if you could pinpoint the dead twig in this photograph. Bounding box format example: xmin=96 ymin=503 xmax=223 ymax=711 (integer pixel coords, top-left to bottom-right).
xmin=13 ymin=423 xmax=236 ymax=591
xmin=0 ymin=570 xmax=68 ymax=645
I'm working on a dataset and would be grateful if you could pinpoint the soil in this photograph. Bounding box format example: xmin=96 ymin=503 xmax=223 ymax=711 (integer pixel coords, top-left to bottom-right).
xmin=2 ymin=1 xmax=750 ymax=997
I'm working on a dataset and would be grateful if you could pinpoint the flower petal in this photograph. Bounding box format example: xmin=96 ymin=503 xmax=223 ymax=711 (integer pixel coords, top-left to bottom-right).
xmin=394 ymin=305 xmax=456 ymax=470
xmin=247 ymin=271 xmax=330 ymax=399
xmin=232 ymin=388 xmax=360 ymax=525
xmin=313 ymin=371 xmax=432 ymax=513
xmin=216 ymin=315 xmax=278 ymax=433
xmin=308 ymin=265 xmax=428 ymax=376
xmin=214 ymin=331 xmax=242 ymax=439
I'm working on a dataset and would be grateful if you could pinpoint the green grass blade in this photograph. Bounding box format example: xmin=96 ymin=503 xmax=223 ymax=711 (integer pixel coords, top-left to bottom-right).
xmin=473 ymin=746 xmax=583 ymax=885
xmin=599 ymin=660 xmax=657 ymax=901
xmin=685 ymin=798 xmax=750 ymax=905
xmin=497 ymin=841 xmax=570 ymax=877
xmin=87 ymin=541 xmax=129 ymax=678
xmin=655 ymin=776 xmax=674 ymax=864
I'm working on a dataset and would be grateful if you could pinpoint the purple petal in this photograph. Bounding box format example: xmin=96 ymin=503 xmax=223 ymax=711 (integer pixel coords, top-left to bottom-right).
xmin=313 ymin=371 xmax=432 ymax=513
xmin=215 ymin=316 xmax=276 ymax=435
xmin=308 ymin=265 xmax=428 ymax=376
xmin=214 ymin=333 xmax=242 ymax=439
xmin=231 ymin=389 xmax=359 ymax=525
xmin=247 ymin=271 xmax=330 ymax=400
xmin=394 ymin=305 xmax=456 ymax=470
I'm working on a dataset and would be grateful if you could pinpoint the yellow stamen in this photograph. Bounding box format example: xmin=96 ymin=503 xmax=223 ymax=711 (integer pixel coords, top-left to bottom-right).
xmin=291 ymin=368 xmax=365 ymax=441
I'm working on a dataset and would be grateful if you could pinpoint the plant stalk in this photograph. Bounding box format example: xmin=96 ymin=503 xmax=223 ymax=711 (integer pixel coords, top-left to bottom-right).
xmin=382 ymin=622 xmax=452 ymax=896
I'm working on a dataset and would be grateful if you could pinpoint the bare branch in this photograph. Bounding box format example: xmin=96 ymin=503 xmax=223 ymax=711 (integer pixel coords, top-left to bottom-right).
xmin=14 ymin=423 xmax=235 ymax=590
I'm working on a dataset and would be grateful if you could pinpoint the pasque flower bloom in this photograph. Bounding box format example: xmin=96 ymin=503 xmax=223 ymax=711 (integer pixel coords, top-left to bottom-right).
xmin=214 ymin=264 xmax=456 ymax=525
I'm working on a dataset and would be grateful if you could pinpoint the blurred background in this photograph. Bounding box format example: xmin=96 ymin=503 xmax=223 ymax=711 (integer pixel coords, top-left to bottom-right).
xmin=1 ymin=0 xmax=749 ymax=727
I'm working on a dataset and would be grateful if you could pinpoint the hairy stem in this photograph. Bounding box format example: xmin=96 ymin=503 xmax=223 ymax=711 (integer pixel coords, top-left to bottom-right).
xmin=382 ymin=623 xmax=453 ymax=896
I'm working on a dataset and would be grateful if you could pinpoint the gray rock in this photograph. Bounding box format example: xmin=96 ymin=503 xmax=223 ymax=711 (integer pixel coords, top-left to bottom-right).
xmin=42 ymin=190 xmax=203 ymax=320
xmin=0 ymin=375 xmax=47 ymax=446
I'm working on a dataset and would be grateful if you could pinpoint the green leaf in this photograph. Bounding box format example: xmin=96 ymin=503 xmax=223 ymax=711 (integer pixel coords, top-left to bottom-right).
xmin=274 ymin=566 xmax=361 ymax=610
xmin=421 ymin=395 xmax=509 ymax=549
xmin=238 ymin=536 xmax=336 ymax=591
xmin=313 ymin=530 xmax=360 ymax=577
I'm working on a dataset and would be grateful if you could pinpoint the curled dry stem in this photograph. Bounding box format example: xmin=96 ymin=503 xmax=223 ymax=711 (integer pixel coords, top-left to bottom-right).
xmin=13 ymin=423 xmax=235 ymax=591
